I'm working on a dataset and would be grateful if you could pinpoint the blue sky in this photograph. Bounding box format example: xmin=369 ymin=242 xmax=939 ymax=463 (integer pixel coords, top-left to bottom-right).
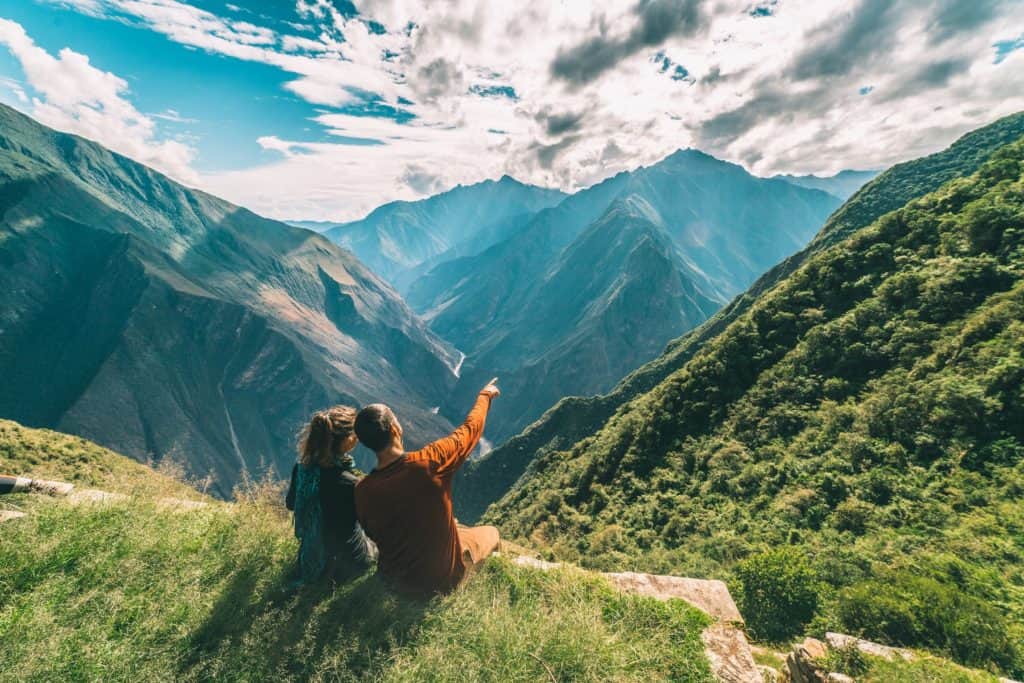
xmin=0 ymin=1 xmax=1022 ymax=221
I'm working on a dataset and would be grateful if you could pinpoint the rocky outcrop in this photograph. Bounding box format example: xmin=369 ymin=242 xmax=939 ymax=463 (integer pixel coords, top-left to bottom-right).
xmin=825 ymin=632 xmax=914 ymax=661
xmin=511 ymin=556 xmax=760 ymax=683
xmin=604 ymin=571 xmax=743 ymax=623
xmin=785 ymin=638 xmax=829 ymax=683
xmin=1 ymin=474 xmax=209 ymax=511
xmin=0 ymin=475 xmax=74 ymax=496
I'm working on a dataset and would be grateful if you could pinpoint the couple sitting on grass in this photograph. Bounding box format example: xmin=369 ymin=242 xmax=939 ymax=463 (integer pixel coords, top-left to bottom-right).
xmin=286 ymin=378 xmax=502 ymax=595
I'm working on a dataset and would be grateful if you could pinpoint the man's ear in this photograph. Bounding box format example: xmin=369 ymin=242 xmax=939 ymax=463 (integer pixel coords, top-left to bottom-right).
xmin=389 ymin=421 xmax=403 ymax=445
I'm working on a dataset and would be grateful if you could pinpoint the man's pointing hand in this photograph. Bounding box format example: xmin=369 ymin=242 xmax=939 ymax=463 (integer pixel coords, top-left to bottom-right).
xmin=481 ymin=377 xmax=500 ymax=398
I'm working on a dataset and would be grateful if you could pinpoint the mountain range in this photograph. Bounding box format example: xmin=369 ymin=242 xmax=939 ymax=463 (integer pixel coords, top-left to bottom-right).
xmin=284 ymin=219 xmax=344 ymax=233
xmin=459 ymin=112 xmax=1024 ymax=675
xmin=406 ymin=150 xmax=845 ymax=443
xmin=323 ymin=176 xmax=566 ymax=291
xmin=0 ymin=103 xmax=460 ymax=495
xmin=773 ymin=169 xmax=879 ymax=200
xmin=0 ymin=101 xmax=882 ymax=495
xmin=456 ymin=110 xmax=1024 ymax=523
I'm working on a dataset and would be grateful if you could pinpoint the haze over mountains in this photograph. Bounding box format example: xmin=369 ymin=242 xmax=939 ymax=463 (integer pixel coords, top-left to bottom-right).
xmin=0 ymin=101 xmax=872 ymax=495
xmin=323 ymin=177 xmax=566 ymax=291
xmin=340 ymin=149 xmax=846 ymax=442
xmin=773 ymin=169 xmax=879 ymax=200
xmin=0 ymin=104 xmax=459 ymax=495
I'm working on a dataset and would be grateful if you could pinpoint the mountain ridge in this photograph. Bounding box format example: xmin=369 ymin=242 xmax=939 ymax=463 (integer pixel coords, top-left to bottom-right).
xmin=455 ymin=110 xmax=1024 ymax=524
xmin=0 ymin=103 xmax=459 ymax=495
xmin=480 ymin=127 xmax=1024 ymax=677
xmin=323 ymin=174 xmax=566 ymax=288
xmin=424 ymin=147 xmax=842 ymax=444
xmin=772 ymin=169 xmax=879 ymax=200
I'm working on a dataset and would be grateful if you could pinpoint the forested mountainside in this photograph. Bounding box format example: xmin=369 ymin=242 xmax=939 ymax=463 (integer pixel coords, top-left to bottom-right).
xmin=418 ymin=149 xmax=841 ymax=444
xmin=0 ymin=104 xmax=459 ymax=496
xmin=773 ymin=170 xmax=878 ymax=201
xmin=484 ymin=135 xmax=1024 ymax=676
xmin=324 ymin=175 xmax=565 ymax=290
xmin=457 ymin=111 xmax=1024 ymax=524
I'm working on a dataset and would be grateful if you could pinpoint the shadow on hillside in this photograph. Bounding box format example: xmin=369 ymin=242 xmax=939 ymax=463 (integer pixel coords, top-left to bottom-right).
xmin=178 ymin=559 xmax=431 ymax=679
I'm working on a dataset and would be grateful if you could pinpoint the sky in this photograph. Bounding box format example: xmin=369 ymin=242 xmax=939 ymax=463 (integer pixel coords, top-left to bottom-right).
xmin=0 ymin=1 xmax=1022 ymax=222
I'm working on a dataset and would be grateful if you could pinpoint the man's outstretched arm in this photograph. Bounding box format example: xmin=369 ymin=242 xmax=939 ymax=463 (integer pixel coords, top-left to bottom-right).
xmin=423 ymin=378 xmax=500 ymax=477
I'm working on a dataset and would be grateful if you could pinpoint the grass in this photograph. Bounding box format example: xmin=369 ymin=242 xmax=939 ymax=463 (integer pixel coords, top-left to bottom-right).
xmin=0 ymin=418 xmax=199 ymax=497
xmin=824 ymin=647 xmax=1007 ymax=683
xmin=0 ymin=422 xmax=715 ymax=682
xmin=750 ymin=646 xmax=786 ymax=672
xmin=2 ymin=419 xmax=1006 ymax=682
xmin=858 ymin=656 xmax=1005 ymax=683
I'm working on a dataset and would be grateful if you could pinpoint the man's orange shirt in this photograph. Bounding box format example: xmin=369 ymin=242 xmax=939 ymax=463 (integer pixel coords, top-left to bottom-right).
xmin=354 ymin=393 xmax=492 ymax=595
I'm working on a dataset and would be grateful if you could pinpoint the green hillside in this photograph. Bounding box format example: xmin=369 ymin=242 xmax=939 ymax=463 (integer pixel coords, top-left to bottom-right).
xmin=485 ymin=137 xmax=1024 ymax=675
xmin=0 ymin=421 xmax=715 ymax=682
xmin=456 ymin=111 xmax=1024 ymax=524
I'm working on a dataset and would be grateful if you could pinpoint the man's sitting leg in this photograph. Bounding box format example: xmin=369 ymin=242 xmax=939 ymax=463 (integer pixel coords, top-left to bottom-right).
xmin=457 ymin=524 xmax=500 ymax=565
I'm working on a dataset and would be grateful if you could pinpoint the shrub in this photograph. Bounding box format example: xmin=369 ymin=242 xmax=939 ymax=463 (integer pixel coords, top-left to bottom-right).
xmin=836 ymin=571 xmax=1021 ymax=675
xmin=821 ymin=644 xmax=869 ymax=678
xmin=735 ymin=548 xmax=820 ymax=642
xmin=832 ymin=498 xmax=874 ymax=534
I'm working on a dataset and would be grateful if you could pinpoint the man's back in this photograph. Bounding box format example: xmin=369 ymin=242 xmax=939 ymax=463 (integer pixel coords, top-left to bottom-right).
xmin=355 ymin=392 xmax=493 ymax=594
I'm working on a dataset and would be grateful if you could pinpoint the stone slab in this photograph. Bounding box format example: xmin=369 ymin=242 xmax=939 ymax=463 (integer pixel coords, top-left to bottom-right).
xmin=701 ymin=622 xmax=762 ymax=683
xmin=510 ymin=555 xmax=760 ymax=683
xmin=825 ymin=632 xmax=914 ymax=661
xmin=605 ymin=571 xmax=744 ymax=623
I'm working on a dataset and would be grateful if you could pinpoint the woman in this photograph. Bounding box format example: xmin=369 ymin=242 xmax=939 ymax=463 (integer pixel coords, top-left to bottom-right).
xmin=286 ymin=406 xmax=375 ymax=584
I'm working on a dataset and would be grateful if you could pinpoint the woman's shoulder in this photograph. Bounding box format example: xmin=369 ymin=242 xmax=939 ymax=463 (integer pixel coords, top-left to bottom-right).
xmin=321 ymin=464 xmax=362 ymax=485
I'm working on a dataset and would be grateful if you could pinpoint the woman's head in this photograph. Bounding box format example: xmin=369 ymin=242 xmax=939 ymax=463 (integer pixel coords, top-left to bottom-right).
xmin=298 ymin=405 xmax=357 ymax=467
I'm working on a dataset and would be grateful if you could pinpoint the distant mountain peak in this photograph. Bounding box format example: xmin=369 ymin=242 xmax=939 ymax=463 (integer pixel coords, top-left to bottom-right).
xmin=666 ymin=147 xmax=715 ymax=161
xmin=772 ymin=168 xmax=880 ymax=200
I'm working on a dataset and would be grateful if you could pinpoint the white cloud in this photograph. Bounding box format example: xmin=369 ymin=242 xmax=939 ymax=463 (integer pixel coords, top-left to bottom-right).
xmin=0 ymin=18 xmax=197 ymax=184
xmin=0 ymin=76 xmax=29 ymax=103
xmin=23 ymin=1 xmax=1024 ymax=221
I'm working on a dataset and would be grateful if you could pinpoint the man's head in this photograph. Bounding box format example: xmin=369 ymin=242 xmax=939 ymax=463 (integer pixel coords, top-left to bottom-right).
xmin=355 ymin=403 xmax=403 ymax=453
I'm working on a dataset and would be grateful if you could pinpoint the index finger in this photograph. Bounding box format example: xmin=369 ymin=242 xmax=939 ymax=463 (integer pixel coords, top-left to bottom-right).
xmin=488 ymin=377 xmax=499 ymax=385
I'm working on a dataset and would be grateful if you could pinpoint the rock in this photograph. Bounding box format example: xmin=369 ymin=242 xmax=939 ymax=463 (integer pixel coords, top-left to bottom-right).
xmin=757 ymin=664 xmax=782 ymax=682
xmin=510 ymin=556 xmax=761 ymax=683
xmin=702 ymin=621 xmax=762 ymax=683
xmin=0 ymin=510 xmax=26 ymax=523
xmin=67 ymin=489 xmax=128 ymax=505
xmin=0 ymin=475 xmax=74 ymax=497
xmin=825 ymin=632 xmax=914 ymax=661
xmin=785 ymin=638 xmax=829 ymax=683
xmin=605 ymin=571 xmax=745 ymax=623
xmin=27 ymin=478 xmax=75 ymax=496
xmin=511 ymin=555 xmax=561 ymax=571
xmin=826 ymin=675 xmax=855 ymax=683
xmin=157 ymin=497 xmax=209 ymax=511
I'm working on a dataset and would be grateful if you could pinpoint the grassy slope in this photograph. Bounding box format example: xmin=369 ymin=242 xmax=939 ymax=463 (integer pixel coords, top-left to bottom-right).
xmin=0 ymin=418 xmax=198 ymax=497
xmin=0 ymin=421 xmax=713 ymax=683
xmin=486 ymin=139 xmax=1024 ymax=674
xmin=456 ymin=111 xmax=1024 ymax=524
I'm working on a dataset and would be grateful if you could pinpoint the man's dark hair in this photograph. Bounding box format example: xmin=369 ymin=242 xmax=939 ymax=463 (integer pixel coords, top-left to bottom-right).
xmin=355 ymin=403 xmax=396 ymax=452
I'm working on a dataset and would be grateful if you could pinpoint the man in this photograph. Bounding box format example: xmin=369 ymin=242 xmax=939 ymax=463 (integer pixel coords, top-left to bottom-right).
xmin=353 ymin=378 xmax=501 ymax=595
